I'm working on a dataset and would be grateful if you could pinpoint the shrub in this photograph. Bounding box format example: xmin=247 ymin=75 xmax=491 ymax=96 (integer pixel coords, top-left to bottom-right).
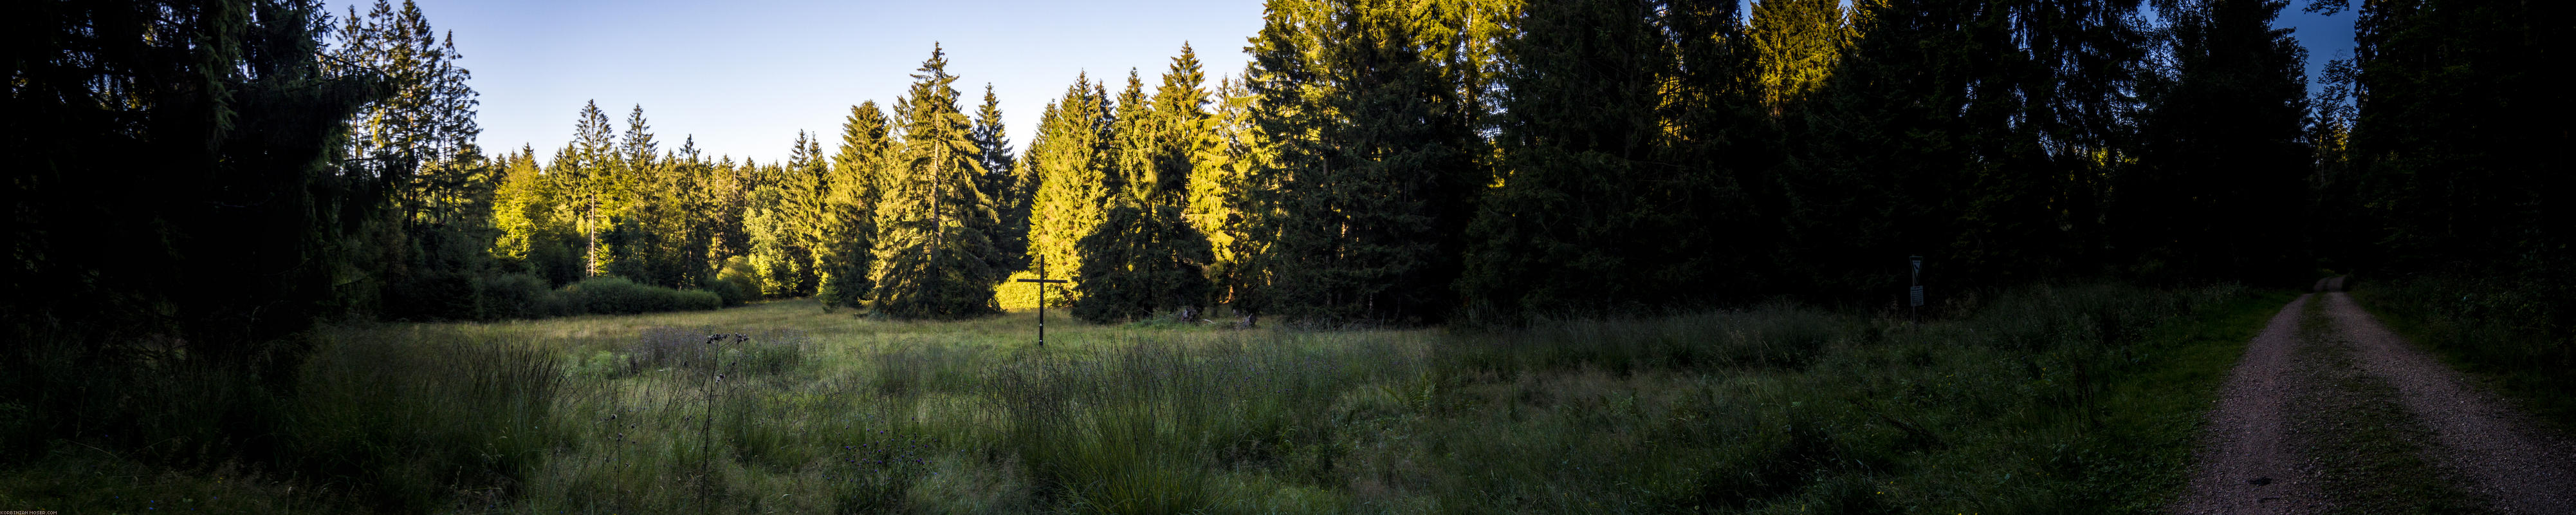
xmin=560 ymin=276 xmax=722 ymax=315
xmin=474 ymin=272 xmax=553 ymax=320
xmin=383 ymin=269 xmax=478 ymax=321
xmin=711 ymin=256 xmax=763 ymax=306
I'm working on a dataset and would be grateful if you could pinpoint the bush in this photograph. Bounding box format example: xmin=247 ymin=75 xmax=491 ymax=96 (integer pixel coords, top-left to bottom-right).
xmin=383 ymin=269 xmax=478 ymax=321
xmin=710 ymin=256 xmax=763 ymax=306
xmin=474 ymin=272 xmax=553 ymax=319
xmin=560 ymin=277 xmax=722 ymax=315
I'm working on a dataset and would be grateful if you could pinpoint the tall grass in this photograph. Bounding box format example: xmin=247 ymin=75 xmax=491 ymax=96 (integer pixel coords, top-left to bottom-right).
xmin=4 ymin=283 xmax=2273 ymax=514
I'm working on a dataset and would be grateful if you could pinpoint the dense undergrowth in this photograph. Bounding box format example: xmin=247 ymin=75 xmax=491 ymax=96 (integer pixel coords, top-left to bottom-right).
xmin=0 ymin=283 xmax=2286 ymax=514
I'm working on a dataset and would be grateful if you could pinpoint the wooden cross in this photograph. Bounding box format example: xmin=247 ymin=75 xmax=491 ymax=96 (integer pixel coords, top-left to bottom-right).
xmin=1014 ymin=256 xmax=1069 ymax=348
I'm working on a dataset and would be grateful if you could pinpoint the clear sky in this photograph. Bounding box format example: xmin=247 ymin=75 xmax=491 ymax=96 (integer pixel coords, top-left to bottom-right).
xmin=333 ymin=0 xmax=2354 ymax=165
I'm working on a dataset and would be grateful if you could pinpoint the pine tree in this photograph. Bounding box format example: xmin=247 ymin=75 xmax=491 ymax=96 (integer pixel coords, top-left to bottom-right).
xmin=746 ymin=160 xmax=813 ymax=296
xmin=1074 ymin=46 xmax=1220 ymax=323
xmin=2117 ymin=0 xmax=2310 ymax=281
xmin=1460 ymin=0 xmax=1681 ymax=320
xmin=1749 ymin=0 xmax=1851 ymax=114
xmin=1186 ymin=77 xmax=1266 ymax=313
xmin=1024 ymin=73 xmax=1116 ymax=305
xmin=870 ymin=44 xmax=1006 ymax=319
xmin=331 ymin=0 xmax=483 ymax=227
xmin=970 ymin=86 xmax=1034 ymax=274
xmin=1242 ymin=0 xmax=1491 ymax=324
xmin=820 ymin=102 xmax=894 ymax=308
xmin=556 ymin=100 xmax=620 ymax=277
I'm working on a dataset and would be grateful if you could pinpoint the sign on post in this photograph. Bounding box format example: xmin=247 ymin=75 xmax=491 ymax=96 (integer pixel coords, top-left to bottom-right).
xmin=1908 ymin=256 xmax=1925 ymax=321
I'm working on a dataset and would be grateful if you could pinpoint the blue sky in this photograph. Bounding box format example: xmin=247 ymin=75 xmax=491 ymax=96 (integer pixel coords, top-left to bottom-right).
xmin=335 ymin=1 xmax=2353 ymax=165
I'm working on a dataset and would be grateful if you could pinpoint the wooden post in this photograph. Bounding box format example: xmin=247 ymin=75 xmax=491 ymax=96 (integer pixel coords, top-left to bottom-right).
xmin=1908 ymin=255 xmax=1924 ymax=323
xmin=1016 ymin=256 xmax=1069 ymax=348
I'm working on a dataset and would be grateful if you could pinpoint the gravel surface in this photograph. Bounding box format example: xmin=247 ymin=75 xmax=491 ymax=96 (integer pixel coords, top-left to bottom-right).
xmin=2176 ymin=283 xmax=2576 ymax=514
xmin=2323 ymin=292 xmax=2576 ymax=514
xmin=2174 ymin=294 xmax=2330 ymax=515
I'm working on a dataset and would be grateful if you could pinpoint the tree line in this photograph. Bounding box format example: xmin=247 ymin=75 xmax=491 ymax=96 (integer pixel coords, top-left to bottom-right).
xmin=319 ymin=0 xmax=2573 ymax=329
xmin=10 ymin=0 xmax=2566 ymax=336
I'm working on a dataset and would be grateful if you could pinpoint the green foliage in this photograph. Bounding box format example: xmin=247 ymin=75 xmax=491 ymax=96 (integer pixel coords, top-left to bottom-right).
xmin=558 ymin=277 xmax=723 ymax=315
xmin=1026 ymin=73 xmax=1118 ymax=305
xmin=1462 ymin=0 xmax=1729 ymax=321
xmin=2355 ymin=275 xmax=2576 ymax=430
xmin=710 ymin=256 xmax=764 ymax=307
xmin=1242 ymin=0 xmax=1495 ymax=324
xmin=1074 ymin=46 xmax=1222 ymax=323
xmin=869 ymin=45 xmax=1007 ymax=319
xmin=291 ymin=326 xmax=564 ymax=510
xmin=2115 ymin=0 xmax=2312 ymax=284
xmin=1750 ymin=0 xmax=1851 ymax=111
xmin=818 ymin=102 xmax=894 ymax=310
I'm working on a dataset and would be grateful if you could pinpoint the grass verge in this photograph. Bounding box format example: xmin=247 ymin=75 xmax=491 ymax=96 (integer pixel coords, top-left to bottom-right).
xmin=2350 ymin=276 xmax=2576 ymax=433
xmin=2290 ymin=298 xmax=2485 ymax=514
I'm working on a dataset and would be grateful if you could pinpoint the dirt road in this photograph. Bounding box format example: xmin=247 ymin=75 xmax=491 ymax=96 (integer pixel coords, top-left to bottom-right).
xmin=2173 ymin=280 xmax=2576 ymax=514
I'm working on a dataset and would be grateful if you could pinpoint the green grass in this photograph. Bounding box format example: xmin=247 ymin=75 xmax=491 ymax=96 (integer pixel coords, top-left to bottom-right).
xmin=3 ymin=284 xmax=2290 ymax=514
xmin=2350 ymin=276 xmax=2576 ymax=433
xmin=2290 ymin=298 xmax=2485 ymax=514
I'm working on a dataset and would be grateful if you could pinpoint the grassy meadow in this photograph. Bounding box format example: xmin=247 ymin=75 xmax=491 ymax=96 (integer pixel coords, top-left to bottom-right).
xmin=2 ymin=283 xmax=2291 ymax=514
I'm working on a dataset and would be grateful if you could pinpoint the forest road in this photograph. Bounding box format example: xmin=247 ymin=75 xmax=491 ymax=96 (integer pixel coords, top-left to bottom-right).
xmin=2172 ymin=278 xmax=2576 ymax=514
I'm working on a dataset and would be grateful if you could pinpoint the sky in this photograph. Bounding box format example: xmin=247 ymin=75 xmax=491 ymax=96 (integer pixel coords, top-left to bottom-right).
xmin=332 ymin=0 xmax=2353 ymax=165
xmin=326 ymin=0 xmax=1267 ymax=164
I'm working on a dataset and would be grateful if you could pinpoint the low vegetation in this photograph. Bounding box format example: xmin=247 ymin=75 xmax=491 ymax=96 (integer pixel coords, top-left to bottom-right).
xmin=3 ymin=283 xmax=2290 ymax=513
xmin=2351 ymin=274 xmax=2576 ymax=431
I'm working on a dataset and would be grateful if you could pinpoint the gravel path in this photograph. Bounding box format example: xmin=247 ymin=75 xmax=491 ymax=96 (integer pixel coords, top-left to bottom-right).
xmin=2176 ymin=281 xmax=2576 ymax=514
xmin=2321 ymin=292 xmax=2576 ymax=514
xmin=2173 ymin=294 xmax=2330 ymax=515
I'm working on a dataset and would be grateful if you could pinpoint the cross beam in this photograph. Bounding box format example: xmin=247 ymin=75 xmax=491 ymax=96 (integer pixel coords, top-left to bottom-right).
xmin=1015 ymin=258 xmax=1069 ymax=347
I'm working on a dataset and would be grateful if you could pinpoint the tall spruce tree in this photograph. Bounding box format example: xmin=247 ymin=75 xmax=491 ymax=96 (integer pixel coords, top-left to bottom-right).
xmin=1749 ymin=0 xmax=1851 ymax=114
xmin=556 ymin=101 xmax=619 ymax=277
xmin=1074 ymin=46 xmax=1220 ymax=323
xmin=1024 ymin=73 xmax=1116 ymax=304
xmin=745 ymin=159 xmax=813 ymax=296
xmin=970 ymin=86 xmax=1034 ymax=274
xmin=1188 ymin=77 xmax=1266 ymax=313
xmin=1244 ymin=0 xmax=1491 ymax=324
xmin=820 ymin=102 xmax=894 ymax=308
xmin=7 ymin=0 xmax=393 ymax=445
xmin=2117 ymin=0 xmax=2310 ymax=282
xmin=1460 ymin=0 xmax=1679 ymax=319
xmin=870 ymin=45 xmax=1006 ymax=319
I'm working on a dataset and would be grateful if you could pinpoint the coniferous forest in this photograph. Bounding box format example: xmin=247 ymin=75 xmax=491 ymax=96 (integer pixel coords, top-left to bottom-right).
xmin=6 ymin=0 xmax=2570 ymax=512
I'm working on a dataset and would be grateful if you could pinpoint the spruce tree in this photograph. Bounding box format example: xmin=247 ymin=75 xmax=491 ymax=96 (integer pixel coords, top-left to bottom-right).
xmin=870 ymin=45 xmax=1006 ymax=319
xmin=1460 ymin=0 xmax=1680 ymax=320
xmin=1187 ymin=77 xmax=1265 ymax=314
xmin=820 ymin=102 xmax=894 ymax=308
xmin=1024 ymin=73 xmax=1116 ymax=304
xmin=2117 ymin=0 xmax=2311 ymax=282
xmin=1073 ymin=46 xmax=1220 ymax=323
xmin=1749 ymin=0 xmax=1850 ymax=114
xmin=555 ymin=101 xmax=620 ymax=277
xmin=746 ymin=160 xmax=813 ymax=296
xmin=970 ymin=86 xmax=1034 ymax=274
xmin=1243 ymin=0 xmax=1489 ymax=324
